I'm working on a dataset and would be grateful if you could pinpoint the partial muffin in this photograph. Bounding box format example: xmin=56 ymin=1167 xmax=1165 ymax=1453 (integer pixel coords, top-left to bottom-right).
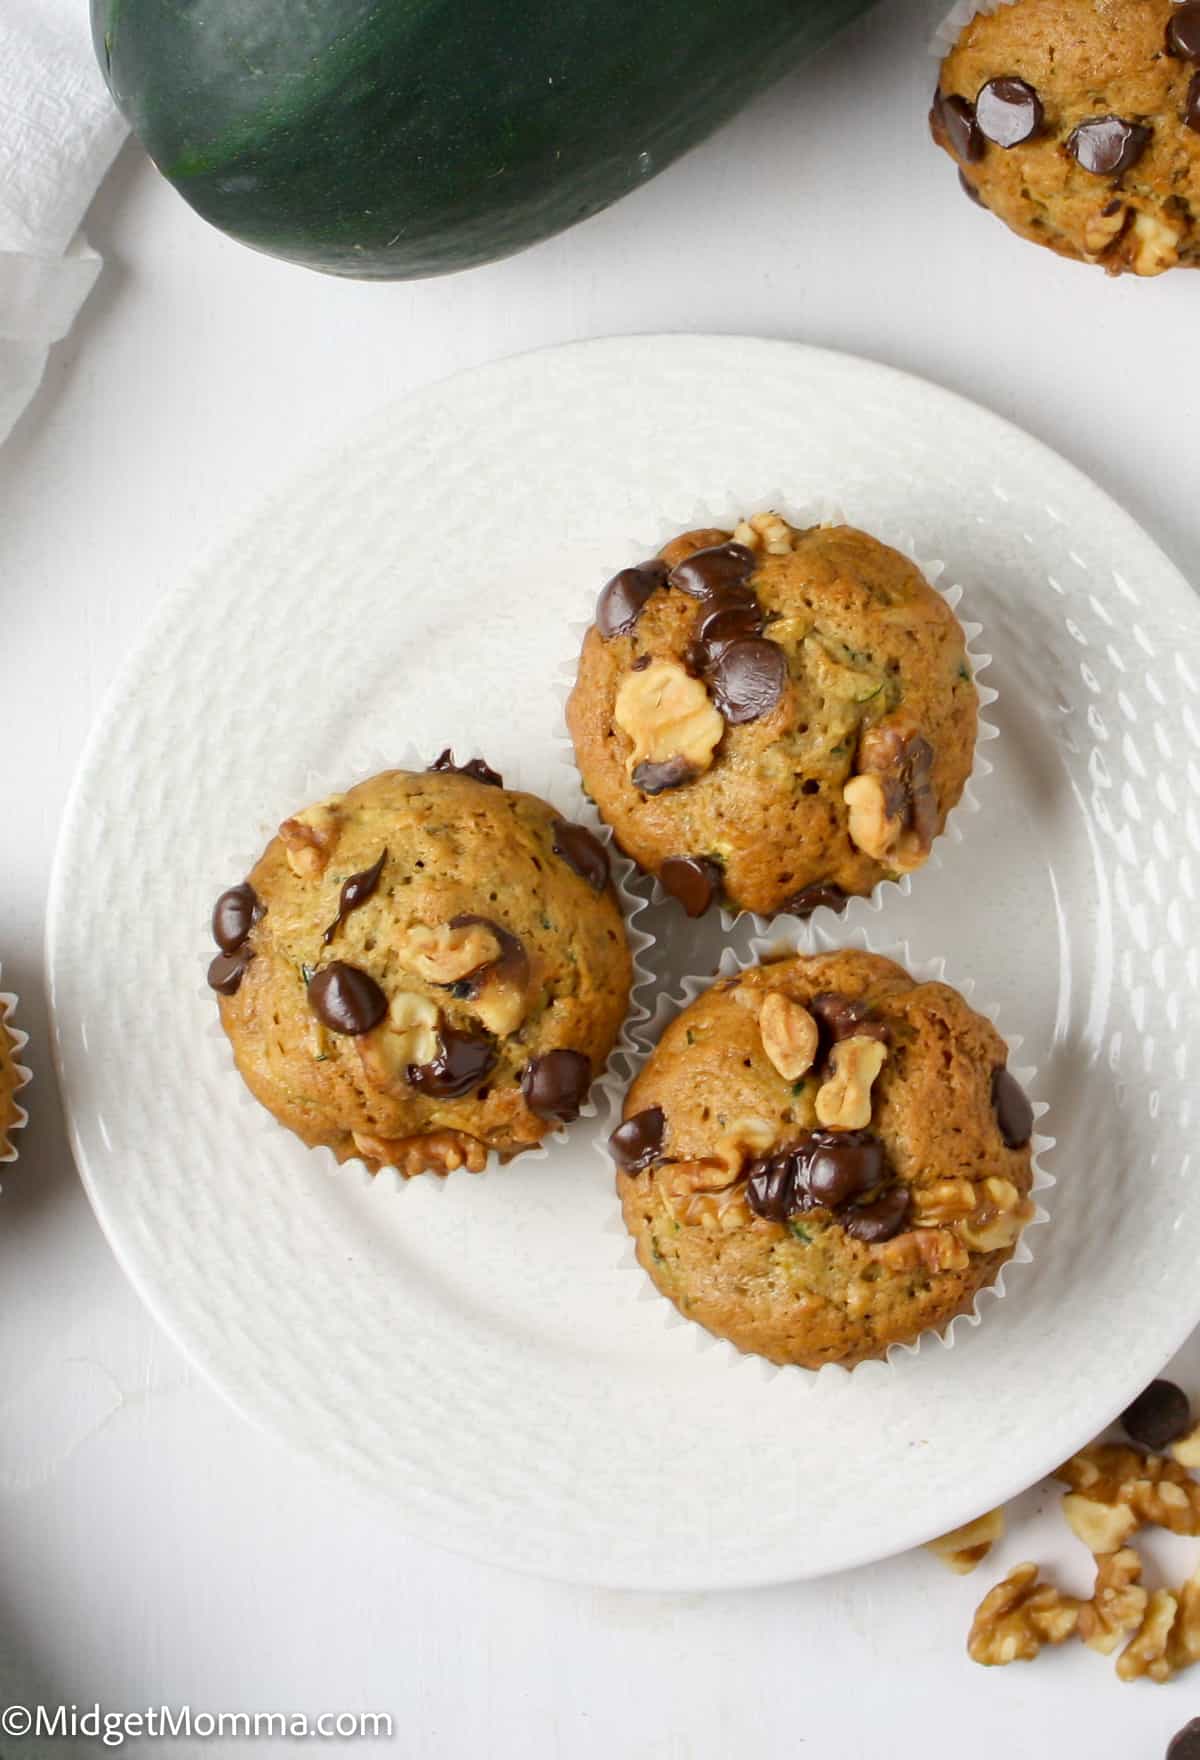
xmin=610 ymin=950 xmax=1036 ymax=1368
xmin=567 ymin=514 xmax=977 ymax=920
xmin=0 ymin=983 xmax=31 ymax=1163
xmin=209 ymin=757 xmax=633 ymax=1175
xmin=932 ymin=0 xmax=1200 ymax=276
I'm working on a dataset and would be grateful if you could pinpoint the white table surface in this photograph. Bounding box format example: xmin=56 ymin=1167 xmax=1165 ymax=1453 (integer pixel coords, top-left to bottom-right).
xmin=3 ymin=1 xmax=1199 ymax=1753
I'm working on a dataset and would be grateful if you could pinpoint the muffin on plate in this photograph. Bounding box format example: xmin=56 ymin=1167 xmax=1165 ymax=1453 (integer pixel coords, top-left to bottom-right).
xmin=209 ymin=757 xmax=633 ymax=1175
xmin=609 ymin=949 xmax=1036 ymax=1368
xmin=0 ymin=982 xmax=31 ymax=1164
xmin=932 ymin=0 xmax=1200 ymax=276
xmin=566 ymin=514 xmax=977 ymax=920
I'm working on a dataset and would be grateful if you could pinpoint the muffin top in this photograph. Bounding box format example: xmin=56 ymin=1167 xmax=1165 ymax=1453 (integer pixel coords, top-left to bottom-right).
xmin=567 ymin=515 xmax=977 ymax=920
xmin=210 ymin=759 xmax=633 ymax=1175
xmin=612 ymin=950 xmax=1036 ymax=1368
xmin=933 ymin=0 xmax=1200 ymax=276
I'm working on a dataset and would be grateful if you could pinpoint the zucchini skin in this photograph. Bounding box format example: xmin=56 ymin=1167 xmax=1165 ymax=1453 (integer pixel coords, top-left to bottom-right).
xmin=95 ymin=0 xmax=874 ymax=280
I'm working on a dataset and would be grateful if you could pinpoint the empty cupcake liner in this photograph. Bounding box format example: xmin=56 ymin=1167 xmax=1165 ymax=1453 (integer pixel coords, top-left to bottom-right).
xmin=552 ymin=492 xmax=998 ymax=945
xmin=0 ymin=972 xmax=32 ymax=1167
xmin=200 ymin=744 xmax=655 ymax=1190
xmin=594 ymin=919 xmax=1054 ymax=1381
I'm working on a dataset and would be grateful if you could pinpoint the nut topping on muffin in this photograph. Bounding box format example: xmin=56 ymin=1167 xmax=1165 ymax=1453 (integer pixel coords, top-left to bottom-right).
xmin=614 ymin=658 xmax=724 ymax=794
xmin=757 ymin=992 xmax=819 ymax=1082
xmin=814 ymin=1034 xmax=888 ymax=1130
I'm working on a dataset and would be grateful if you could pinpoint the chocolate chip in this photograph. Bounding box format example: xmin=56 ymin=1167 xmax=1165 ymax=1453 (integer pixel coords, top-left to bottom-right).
xmin=707 ymin=638 xmax=788 ymax=725
xmin=934 ymin=90 xmax=984 ymax=162
xmin=1121 ymin=1380 xmax=1192 ymax=1452
xmin=407 ymin=1025 xmax=497 ymax=1097
xmin=797 ymin=1129 xmax=885 ymax=1208
xmin=842 ymin=1185 xmax=910 ymax=1244
xmin=660 ymin=855 xmax=722 ymax=917
xmin=691 ymin=596 xmax=764 ymax=658
xmin=745 ymin=1155 xmax=798 ymax=1222
xmin=212 ymin=882 xmax=262 ymax=954
xmin=783 ymin=883 xmax=849 ymax=919
xmin=975 ymin=76 xmax=1043 ymax=147
xmin=631 ymin=756 xmax=696 ymax=795
xmin=608 ymin=1106 xmax=665 ymax=1172
xmin=322 ymin=848 xmax=387 ymax=944
xmin=552 ymin=821 xmax=610 ymax=892
xmin=667 ymin=542 xmax=755 ymax=600
xmin=1187 ymin=71 xmax=1200 ymax=133
xmin=1067 ymin=116 xmax=1151 ymax=178
xmin=1167 ymin=3 xmax=1200 ymax=60
xmin=991 ymin=1066 xmax=1034 ymax=1149
xmin=809 ymin=992 xmax=889 ymax=1049
xmin=207 ymin=945 xmax=253 ymax=996
xmin=958 ymin=169 xmax=986 ymax=206
xmin=428 ymin=749 xmax=503 ymax=789
xmin=446 ymin=913 xmax=528 ymax=995
xmin=596 ymin=560 xmax=668 ymax=639
xmin=520 ymin=1049 xmax=592 ymax=1122
xmin=1168 ymin=1719 xmax=1200 ymax=1760
xmin=306 ymin=961 xmax=388 ymax=1035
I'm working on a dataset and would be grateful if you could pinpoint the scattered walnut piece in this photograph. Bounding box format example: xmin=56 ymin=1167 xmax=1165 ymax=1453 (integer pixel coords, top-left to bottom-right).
xmin=927 ymin=1507 xmax=1005 ymax=1574
xmin=1172 ymin=1424 xmax=1200 ymax=1471
xmin=968 ymin=1564 xmax=1081 ymax=1665
xmin=1078 ymin=1549 xmax=1149 ymax=1655
xmin=278 ymin=798 xmax=343 ymax=878
xmin=614 ymin=659 xmax=724 ymax=786
xmin=731 ymin=510 xmax=795 ymax=555
xmin=402 ymin=919 xmax=502 ymax=984
xmin=1057 ymin=1445 xmax=1200 ymax=1538
xmin=1167 ymin=1562 xmax=1200 ymax=1673
xmin=351 ymin=1128 xmax=489 ymax=1177
xmin=758 ymin=992 xmax=818 ymax=1082
xmin=955 ymin=1178 xmax=1034 ymax=1254
xmin=815 ymin=1034 xmax=887 ymax=1130
xmin=1117 ymin=1589 xmax=1179 ymax=1683
xmin=1063 ymin=1493 xmax=1140 ymax=1556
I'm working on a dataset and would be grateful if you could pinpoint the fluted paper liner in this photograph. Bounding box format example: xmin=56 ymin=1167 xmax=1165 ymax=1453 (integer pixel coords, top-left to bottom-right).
xmin=553 ymin=492 xmax=998 ymax=940
xmin=595 ymin=920 xmax=1054 ymax=1379
xmin=201 ymin=744 xmax=655 ymax=1189
xmin=0 ymin=968 xmax=32 ymax=1167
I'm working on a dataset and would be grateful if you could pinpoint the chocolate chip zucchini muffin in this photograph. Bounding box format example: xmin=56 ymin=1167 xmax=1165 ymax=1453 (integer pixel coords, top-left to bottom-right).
xmin=932 ymin=0 xmax=1200 ymax=275
xmin=566 ymin=514 xmax=977 ymax=920
xmin=610 ymin=950 xmax=1036 ymax=1367
xmin=208 ymin=756 xmax=633 ymax=1175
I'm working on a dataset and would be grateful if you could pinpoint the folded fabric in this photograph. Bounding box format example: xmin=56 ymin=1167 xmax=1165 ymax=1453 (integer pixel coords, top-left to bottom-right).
xmin=0 ymin=0 xmax=126 ymax=445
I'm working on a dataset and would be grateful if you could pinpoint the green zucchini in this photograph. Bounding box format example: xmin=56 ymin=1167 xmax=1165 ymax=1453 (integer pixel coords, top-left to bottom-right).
xmin=94 ymin=0 xmax=874 ymax=280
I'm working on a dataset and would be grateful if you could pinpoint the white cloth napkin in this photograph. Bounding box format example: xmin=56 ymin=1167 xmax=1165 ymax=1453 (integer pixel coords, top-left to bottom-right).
xmin=0 ymin=0 xmax=126 ymax=445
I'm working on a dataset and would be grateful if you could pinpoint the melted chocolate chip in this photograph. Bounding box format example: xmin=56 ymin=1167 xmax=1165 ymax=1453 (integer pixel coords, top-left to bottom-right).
xmin=207 ymin=946 xmax=253 ymax=996
xmin=691 ymin=595 xmax=765 ymax=658
xmin=428 ymin=749 xmax=503 ymax=789
xmin=322 ymin=848 xmax=387 ymax=944
xmin=407 ymin=1025 xmax=497 ymax=1097
xmin=552 ymin=821 xmax=611 ymax=892
xmin=1187 ymin=71 xmax=1200 ymax=133
xmin=608 ymin=1106 xmax=665 ymax=1172
xmin=667 ymin=542 xmax=756 ymax=600
xmin=958 ymin=169 xmax=986 ymax=206
xmin=1121 ymin=1380 xmax=1192 ymax=1452
xmin=520 ymin=1049 xmax=592 ymax=1122
xmin=707 ymin=638 xmax=788 ymax=725
xmin=797 ymin=1129 xmax=885 ymax=1209
xmin=446 ymin=913 xmax=528 ymax=993
xmin=306 ymin=961 xmax=387 ymax=1035
xmin=935 ymin=90 xmax=984 ymax=162
xmin=745 ymin=1156 xmax=797 ymax=1223
xmin=842 ymin=1185 xmax=910 ymax=1244
xmin=1167 ymin=2 xmax=1200 ymax=60
xmin=212 ymin=882 xmax=262 ymax=955
xmin=596 ymin=560 xmax=668 ymax=638
xmin=809 ymin=992 xmax=889 ymax=1049
xmin=1067 ymin=116 xmax=1151 ymax=178
xmin=631 ymin=756 xmax=697 ymax=795
xmin=991 ymin=1066 xmax=1034 ymax=1149
xmin=1168 ymin=1720 xmax=1200 ymax=1760
xmin=783 ymin=883 xmax=849 ymax=919
xmin=975 ymin=76 xmax=1043 ymax=147
xmin=660 ymin=855 xmax=722 ymax=918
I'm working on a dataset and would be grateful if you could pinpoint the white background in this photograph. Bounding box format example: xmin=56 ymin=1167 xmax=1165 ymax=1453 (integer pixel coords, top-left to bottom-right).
xmin=3 ymin=0 xmax=1200 ymax=1753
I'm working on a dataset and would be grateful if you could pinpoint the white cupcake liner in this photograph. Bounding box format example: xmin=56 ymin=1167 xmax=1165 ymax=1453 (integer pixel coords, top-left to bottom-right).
xmin=553 ymin=493 xmax=997 ymax=942
xmin=0 ymin=970 xmax=33 ymax=1167
xmin=200 ymin=743 xmax=655 ymax=1189
xmin=931 ymin=0 xmax=1019 ymax=60
xmin=595 ymin=920 xmax=1054 ymax=1381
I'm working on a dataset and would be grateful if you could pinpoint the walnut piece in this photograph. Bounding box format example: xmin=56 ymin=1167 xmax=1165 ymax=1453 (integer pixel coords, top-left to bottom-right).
xmin=731 ymin=510 xmax=795 ymax=555
xmin=351 ymin=1128 xmax=490 ymax=1177
xmin=911 ymin=1178 xmax=977 ymax=1225
xmin=968 ymin=1564 xmax=1081 ymax=1665
xmin=1078 ymin=1549 xmax=1148 ymax=1655
xmin=1167 ymin=1561 xmax=1200 ymax=1673
xmin=713 ymin=1115 xmax=777 ymax=1176
xmin=1057 ymin=1445 xmax=1200 ymax=1538
xmin=844 ymin=718 xmax=937 ymax=873
xmin=1127 ymin=211 xmax=1181 ymax=278
xmin=355 ymin=992 xmax=439 ymax=1093
xmin=278 ymin=798 xmax=343 ymax=878
xmin=955 ymin=1177 xmax=1033 ymax=1254
xmin=815 ymin=1034 xmax=887 ymax=1130
xmin=758 ymin=992 xmax=818 ymax=1082
xmin=1117 ymin=1589 xmax=1179 ymax=1683
xmin=926 ymin=1507 xmax=1005 ymax=1574
xmin=1083 ymin=202 xmax=1129 ymax=258
xmin=402 ymin=919 xmax=502 ymax=984
xmin=614 ymin=659 xmax=724 ymax=785
xmin=873 ymin=1226 xmax=970 ymax=1274
xmin=1172 ymin=1423 xmax=1200 ymax=1470
xmin=1063 ymin=1494 xmax=1140 ymax=1555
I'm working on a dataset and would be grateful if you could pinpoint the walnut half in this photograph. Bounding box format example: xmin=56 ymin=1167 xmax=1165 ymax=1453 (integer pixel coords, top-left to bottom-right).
xmin=815 ymin=1034 xmax=887 ymax=1130
xmin=844 ymin=717 xmax=937 ymax=873
xmin=758 ymin=993 xmax=818 ymax=1082
xmin=967 ymin=1563 xmax=1081 ymax=1665
xmin=279 ymin=798 xmax=343 ymax=878
xmin=614 ymin=659 xmax=724 ymax=792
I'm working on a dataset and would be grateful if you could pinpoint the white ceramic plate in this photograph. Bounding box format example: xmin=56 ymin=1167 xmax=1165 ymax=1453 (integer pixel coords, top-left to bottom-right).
xmin=48 ymin=336 xmax=1200 ymax=1590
